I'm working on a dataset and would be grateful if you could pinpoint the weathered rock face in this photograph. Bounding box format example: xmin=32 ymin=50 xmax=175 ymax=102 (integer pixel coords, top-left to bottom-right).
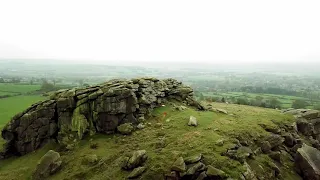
xmin=1 ymin=78 xmax=204 ymax=156
xmin=295 ymin=144 xmax=320 ymax=180
xmin=284 ymin=109 xmax=320 ymax=143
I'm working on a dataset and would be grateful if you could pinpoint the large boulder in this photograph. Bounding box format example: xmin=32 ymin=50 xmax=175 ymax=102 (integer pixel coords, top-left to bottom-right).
xmin=295 ymin=144 xmax=320 ymax=180
xmin=32 ymin=150 xmax=62 ymax=180
xmin=1 ymin=78 xmax=204 ymax=157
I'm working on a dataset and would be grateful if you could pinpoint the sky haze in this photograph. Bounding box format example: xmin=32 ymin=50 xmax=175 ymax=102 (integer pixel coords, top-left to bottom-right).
xmin=0 ymin=0 xmax=319 ymax=64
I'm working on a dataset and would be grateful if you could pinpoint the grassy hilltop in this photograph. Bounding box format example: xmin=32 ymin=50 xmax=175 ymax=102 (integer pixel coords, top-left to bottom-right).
xmin=0 ymin=101 xmax=300 ymax=180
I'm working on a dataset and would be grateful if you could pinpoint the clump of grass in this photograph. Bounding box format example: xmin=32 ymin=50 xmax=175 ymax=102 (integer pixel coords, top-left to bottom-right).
xmin=90 ymin=142 xmax=98 ymax=149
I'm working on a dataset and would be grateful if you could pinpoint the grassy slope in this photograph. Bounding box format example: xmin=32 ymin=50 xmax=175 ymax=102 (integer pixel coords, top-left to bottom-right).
xmin=0 ymin=102 xmax=300 ymax=180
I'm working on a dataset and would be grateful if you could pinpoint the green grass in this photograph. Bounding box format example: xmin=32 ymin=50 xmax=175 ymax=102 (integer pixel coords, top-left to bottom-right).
xmin=0 ymin=83 xmax=41 ymax=93
xmin=0 ymin=92 xmax=20 ymax=96
xmin=0 ymin=96 xmax=46 ymax=129
xmin=0 ymin=102 xmax=299 ymax=180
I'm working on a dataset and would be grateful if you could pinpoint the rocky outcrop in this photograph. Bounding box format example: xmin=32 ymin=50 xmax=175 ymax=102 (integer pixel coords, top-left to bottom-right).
xmin=1 ymin=78 xmax=204 ymax=157
xmin=166 ymin=155 xmax=226 ymax=180
xmin=284 ymin=109 xmax=320 ymax=147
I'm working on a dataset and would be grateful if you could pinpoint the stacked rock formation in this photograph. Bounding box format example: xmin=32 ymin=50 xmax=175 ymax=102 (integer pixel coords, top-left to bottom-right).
xmin=283 ymin=109 xmax=320 ymax=142
xmin=1 ymin=78 xmax=204 ymax=156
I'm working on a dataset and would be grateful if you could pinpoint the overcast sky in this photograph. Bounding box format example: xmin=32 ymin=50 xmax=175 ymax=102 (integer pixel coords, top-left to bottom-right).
xmin=0 ymin=0 xmax=319 ymax=64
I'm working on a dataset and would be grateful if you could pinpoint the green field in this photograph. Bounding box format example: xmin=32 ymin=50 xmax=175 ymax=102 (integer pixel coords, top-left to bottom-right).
xmin=0 ymin=83 xmax=41 ymax=93
xmin=0 ymin=95 xmax=46 ymax=128
xmin=0 ymin=92 xmax=20 ymax=96
xmin=203 ymin=91 xmax=317 ymax=109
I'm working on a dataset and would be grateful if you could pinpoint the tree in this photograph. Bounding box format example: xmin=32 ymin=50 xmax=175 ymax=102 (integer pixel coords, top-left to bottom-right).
xmin=268 ymin=98 xmax=281 ymax=109
xmin=236 ymin=97 xmax=249 ymax=105
xmin=78 ymin=79 xmax=84 ymax=86
xmin=292 ymin=99 xmax=308 ymax=109
xmin=221 ymin=97 xmax=226 ymax=103
xmin=83 ymin=83 xmax=90 ymax=87
xmin=0 ymin=77 xmax=4 ymax=83
xmin=40 ymin=80 xmax=56 ymax=92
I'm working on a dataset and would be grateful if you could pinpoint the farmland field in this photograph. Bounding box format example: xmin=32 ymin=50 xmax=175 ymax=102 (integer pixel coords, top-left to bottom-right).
xmin=0 ymin=95 xmax=46 ymax=129
xmin=0 ymin=95 xmax=46 ymax=149
xmin=203 ymin=91 xmax=318 ymax=109
xmin=0 ymin=83 xmax=41 ymax=94
xmin=0 ymin=92 xmax=20 ymax=96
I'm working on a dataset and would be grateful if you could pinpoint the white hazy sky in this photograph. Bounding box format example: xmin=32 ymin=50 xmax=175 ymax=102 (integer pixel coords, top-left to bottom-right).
xmin=0 ymin=0 xmax=319 ymax=64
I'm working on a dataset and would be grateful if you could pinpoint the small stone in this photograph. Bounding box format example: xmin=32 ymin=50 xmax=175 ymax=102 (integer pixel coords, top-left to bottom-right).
xmin=206 ymin=165 xmax=226 ymax=178
xmin=261 ymin=141 xmax=272 ymax=153
xmin=270 ymin=162 xmax=281 ymax=177
xmin=155 ymin=138 xmax=166 ymax=149
xmin=269 ymin=151 xmax=281 ymax=162
xmin=137 ymin=123 xmax=145 ymax=129
xmin=211 ymin=108 xmax=228 ymax=114
xmin=117 ymin=123 xmax=134 ymax=135
xmin=253 ymin=147 xmax=262 ymax=155
xmin=267 ymin=134 xmax=285 ymax=149
xmin=155 ymin=123 xmax=163 ymax=128
xmin=128 ymin=167 xmax=147 ymax=179
xmin=114 ymin=156 xmax=129 ymax=168
xmin=196 ymin=171 xmax=207 ymax=180
xmin=82 ymin=154 xmax=98 ymax=165
xmin=165 ymin=171 xmax=180 ymax=180
xmin=171 ymin=157 xmax=186 ymax=172
xmin=126 ymin=150 xmax=148 ymax=170
xmin=242 ymin=162 xmax=256 ymax=180
xmin=283 ymin=133 xmax=295 ymax=147
xmin=186 ymin=162 xmax=206 ymax=175
xmin=166 ymin=118 xmax=171 ymax=122
xmin=216 ymin=139 xmax=224 ymax=146
xmin=138 ymin=116 xmax=145 ymax=123
xmin=188 ymin=116 xmax=198 ymax=127
xmin=184 ymin=154 xmax=203 ymax=164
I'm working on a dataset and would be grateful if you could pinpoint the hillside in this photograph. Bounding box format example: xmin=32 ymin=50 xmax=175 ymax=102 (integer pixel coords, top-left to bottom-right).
xmin=0 ymin=78 xmax=319 ymax=180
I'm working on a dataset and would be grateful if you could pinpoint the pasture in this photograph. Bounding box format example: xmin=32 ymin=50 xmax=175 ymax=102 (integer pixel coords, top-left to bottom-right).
xmin=0 ymin=83 xmax=41 ymax=93
xmin=203 ymin=91 xmax=317 ymax=109
xmin=0 ymin=95 xmax=46 ymax=128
